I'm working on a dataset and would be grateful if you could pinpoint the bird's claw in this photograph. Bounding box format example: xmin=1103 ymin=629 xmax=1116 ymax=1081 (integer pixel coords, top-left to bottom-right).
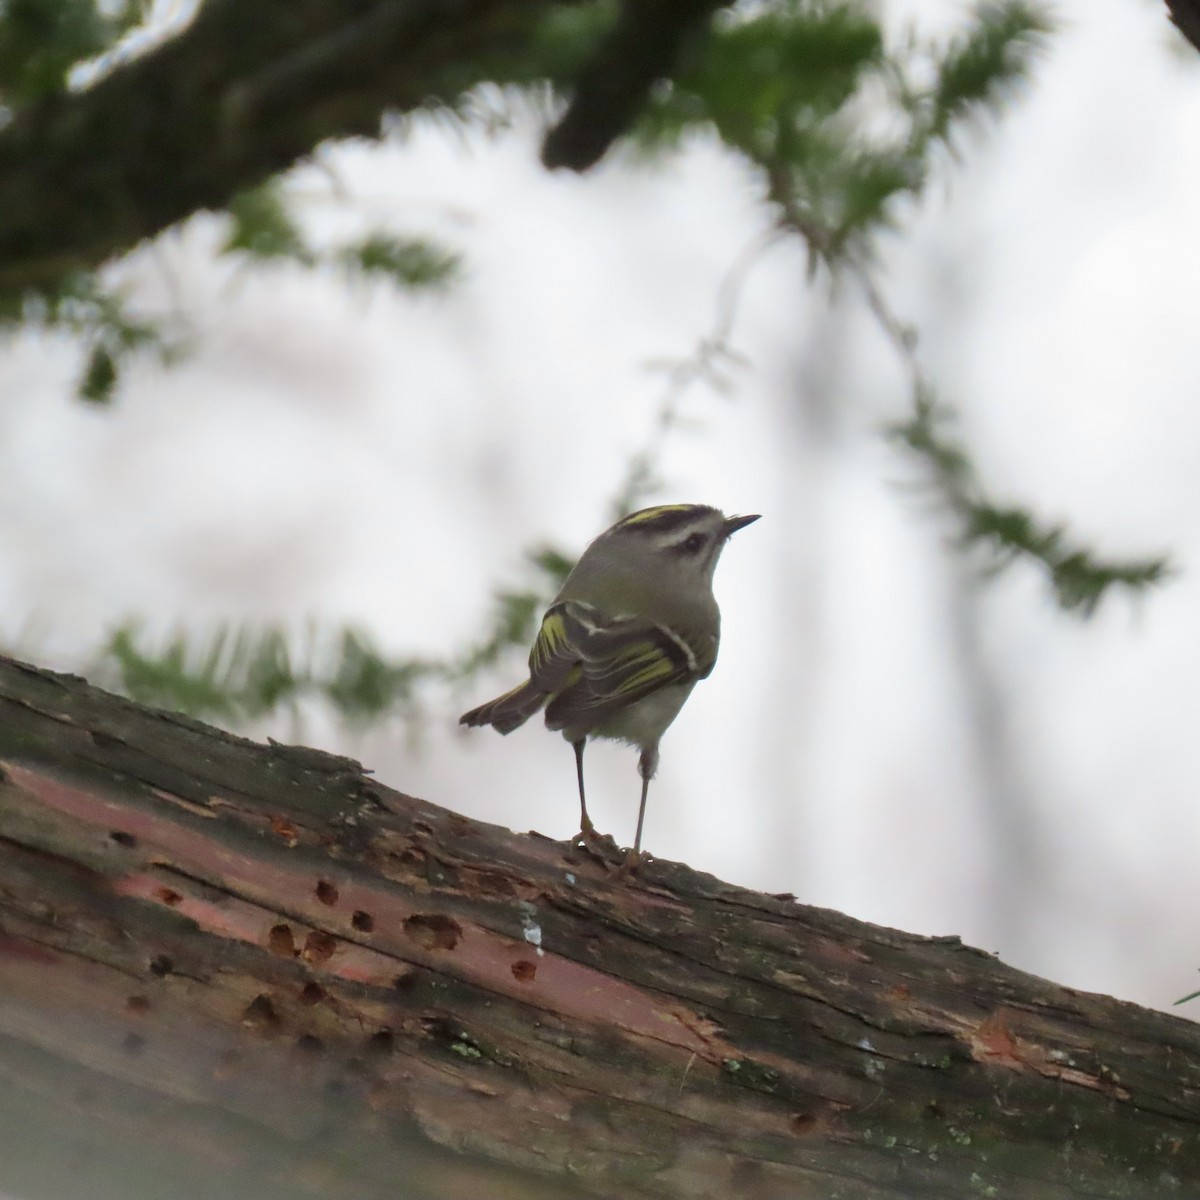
xmin=569 ymin=820 xmax=621 ymax=865
xmin=567 ymin=831 xmax=649 ymax=881
xmin=614 ymin=847 xmax=647 ymax=878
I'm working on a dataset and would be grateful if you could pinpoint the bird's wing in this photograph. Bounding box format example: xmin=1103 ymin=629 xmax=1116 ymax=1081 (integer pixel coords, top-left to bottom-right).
xmin=532 ymin=600 xmax=714 ymax=732
xmin=526 ymin=601 xmax=591 ymax=692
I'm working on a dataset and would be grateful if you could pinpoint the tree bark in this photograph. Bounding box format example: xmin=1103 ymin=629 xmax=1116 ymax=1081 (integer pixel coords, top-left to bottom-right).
xmin=0 ymin=654 xmax=1198 ymax=1199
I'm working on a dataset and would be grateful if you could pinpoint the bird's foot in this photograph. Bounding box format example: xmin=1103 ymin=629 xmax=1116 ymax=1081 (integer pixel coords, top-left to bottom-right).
xmin=613 ymin=847 xmax=648 ymax=878
xmin=569 ymin=819 xmax=620 ymax=864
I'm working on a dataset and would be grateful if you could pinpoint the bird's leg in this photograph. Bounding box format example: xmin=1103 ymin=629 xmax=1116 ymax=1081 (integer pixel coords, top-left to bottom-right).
xmin=617 ymin=746 xmax=658 ymax=875
xmin=573 ymin=738 xmax=593 ymax=838
xmin=570 ymin=739 xmax=613 ymax=859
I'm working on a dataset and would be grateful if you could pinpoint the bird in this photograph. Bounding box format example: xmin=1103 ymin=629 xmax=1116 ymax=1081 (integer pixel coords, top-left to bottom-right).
xmin=459 ymin=503 xmax=759 ymax=866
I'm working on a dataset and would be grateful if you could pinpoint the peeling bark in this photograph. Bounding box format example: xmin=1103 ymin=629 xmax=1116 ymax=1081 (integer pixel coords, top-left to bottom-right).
xmin=0 ymin=653 xmax=1198 ymax=1199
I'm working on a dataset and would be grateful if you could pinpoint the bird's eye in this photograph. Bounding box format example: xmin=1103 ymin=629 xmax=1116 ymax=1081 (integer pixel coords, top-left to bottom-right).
xmin=683 ymin=532 xmax=707 ymax=554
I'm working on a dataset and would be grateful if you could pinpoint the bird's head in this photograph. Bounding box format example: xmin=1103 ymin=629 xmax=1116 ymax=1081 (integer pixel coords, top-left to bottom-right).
xmin=597 ymin=503 xmax=760 ymax=590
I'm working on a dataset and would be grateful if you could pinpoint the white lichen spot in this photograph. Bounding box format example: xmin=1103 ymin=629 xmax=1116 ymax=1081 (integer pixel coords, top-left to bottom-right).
xmin=517 ymin=899 xmax=545 ymax=957
xmin=565 ymin=872 xmax=576 ymax=885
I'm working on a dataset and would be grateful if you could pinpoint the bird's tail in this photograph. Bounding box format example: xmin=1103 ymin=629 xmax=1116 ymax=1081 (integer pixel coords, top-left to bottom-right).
xmin=460 ymin=679 xmax=548 ymax=735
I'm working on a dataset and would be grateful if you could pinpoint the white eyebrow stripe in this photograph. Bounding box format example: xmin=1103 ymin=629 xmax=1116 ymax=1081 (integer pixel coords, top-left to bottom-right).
xmin=666 ymin=529 xmax=707 ymax=549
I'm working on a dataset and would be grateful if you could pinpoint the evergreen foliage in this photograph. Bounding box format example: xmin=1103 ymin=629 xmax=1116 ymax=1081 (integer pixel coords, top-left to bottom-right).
xmin=222 ymin=186 xmax=462 ymax=290
xmin=888 ymin=392 xmax=1170 ymax=615
xmin=0 ymin=0 xmax=1175 ymax=725
xmin=222 ymin=184 xmax=314 ymax=266
xmin=97 ymin=546 xmax=573 ymax=725
xmin=0 ymin=270 xmax=166 ymax=405
xmin=336 ymin=233 xmax=462 ymax=292
xmin=0 ymin=0 xmax=144 ymax=106
xmin=99 ymin=623 xmax=439 ymax=724
xmin=637 ymin=1 xmax=1051 ymax=262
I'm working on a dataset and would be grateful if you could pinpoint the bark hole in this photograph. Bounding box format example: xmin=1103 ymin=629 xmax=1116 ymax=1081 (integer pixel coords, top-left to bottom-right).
xmin=404 ymin=913 xmax=461 ymax=950
xmin=299 ymin=981 xmax=326 ymax=1006
xmin=366 ymin=1029 xmax=394 ymax=1057
xmin=242 ymin=994 xmax=280 ymax=1032
xmin=268 ymin=923 xmax=296 ymax=956
xmin=303 ymin=930 xmax=337 ymax=964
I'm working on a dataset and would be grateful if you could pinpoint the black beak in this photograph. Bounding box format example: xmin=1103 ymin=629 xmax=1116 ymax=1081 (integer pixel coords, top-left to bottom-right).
xmin=722 ymin=513 xmax=761 ymax=538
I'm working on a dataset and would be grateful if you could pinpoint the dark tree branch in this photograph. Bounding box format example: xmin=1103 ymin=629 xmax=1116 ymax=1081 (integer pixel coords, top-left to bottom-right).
xmin=0 ymin=652 xmax=1198 ymax=1199
xmin=540 ymin=0 xmax=728 ymax=171
xmin=0 ymin=0 xmax=740 ymax=291
xmin=0 ymin=0 xmax=543 ymax=291
xmin=1167 ymin=0 xmax=1200 ymax=53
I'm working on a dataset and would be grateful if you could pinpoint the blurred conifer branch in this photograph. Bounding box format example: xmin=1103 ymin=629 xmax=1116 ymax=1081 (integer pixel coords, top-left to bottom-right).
xmin=97 ymin=623 xmax=439 ymax=726
xmin=0 ymin=175 xmax=462 ymax=404
xmin=92 ymin=544 xmax=576 ymax=726
xmin=0 ymin=270 xmax=170 ymax=405
xmin=611 ymin=230 xmax=773 ymax=520
xmin=0 ymin=2 xmax=465 ymax=403
xmin=632 ymin=1 xmax=1053 ymax=273
xmin=221 ymin=184 xmax=315 ymax=265
xmin=224 ymin=181 xmax=464 ymax=292
xmin=0 ymin=0 xmax=1178 ymax=725
xmin=623 ymin=0 xmax=1169 ymax=614
xmin=887 ymin=391 xmax=1171 ymax=615
xmin=451 ymin=546 xmax=575 ymax=683
xmin=335 ymin=232 xmax=462 ymax=292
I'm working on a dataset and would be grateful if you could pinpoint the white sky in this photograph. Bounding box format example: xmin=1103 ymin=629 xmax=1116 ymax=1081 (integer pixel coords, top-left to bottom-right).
xmin=3 ymin=0 xmax=1200 ymax=1013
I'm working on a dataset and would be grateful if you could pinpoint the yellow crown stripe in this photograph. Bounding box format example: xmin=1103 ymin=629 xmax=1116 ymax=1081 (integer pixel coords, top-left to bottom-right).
xmin=617 ymin=504 xmax=697 ymax=526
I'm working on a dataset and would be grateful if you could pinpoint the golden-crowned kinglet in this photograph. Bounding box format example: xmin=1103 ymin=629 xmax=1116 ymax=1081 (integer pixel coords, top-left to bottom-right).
xmin=460 ymin=503 xmax=759 ymax=866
